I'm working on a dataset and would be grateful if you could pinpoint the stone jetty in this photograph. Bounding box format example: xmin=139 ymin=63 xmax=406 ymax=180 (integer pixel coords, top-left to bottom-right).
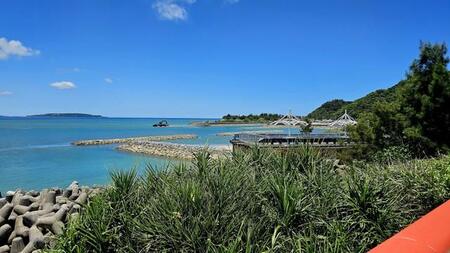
xmin=72 ymin=134 xmax=232 ymax=160
xmin=0 ymin=182 xmax=100 ymax=253
xmin=73 ymin=134 xmax=231 ymax=159
xmin=118 ymin=142 xmax=231 ymax=160
xmin=72 ymin=134 xmax=197 ymax=146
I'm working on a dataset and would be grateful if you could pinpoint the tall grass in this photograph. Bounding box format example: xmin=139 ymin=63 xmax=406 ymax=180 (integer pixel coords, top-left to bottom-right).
xmin=47 ymin=147 xmax=449 ymax=253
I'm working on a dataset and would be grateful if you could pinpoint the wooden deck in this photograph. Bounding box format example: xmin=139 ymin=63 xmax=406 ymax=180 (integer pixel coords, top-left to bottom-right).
xmin=230 ymin=133 xmax=353 ymax=150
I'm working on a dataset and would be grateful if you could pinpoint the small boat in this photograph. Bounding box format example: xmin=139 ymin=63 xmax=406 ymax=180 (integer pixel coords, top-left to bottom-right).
xmin=153 ymin=120 xmax=169 ymax=127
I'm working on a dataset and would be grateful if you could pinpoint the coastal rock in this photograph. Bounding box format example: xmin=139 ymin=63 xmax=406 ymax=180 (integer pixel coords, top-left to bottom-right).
xmin=0 ymin=182 xmax=98 ymax=252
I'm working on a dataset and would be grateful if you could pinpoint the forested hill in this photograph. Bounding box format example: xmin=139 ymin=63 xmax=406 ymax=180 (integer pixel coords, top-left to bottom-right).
xmin=307 ymin=81 xmax=404 ymax=120
xmin=306 ymin=99 xmax=351 ymax=120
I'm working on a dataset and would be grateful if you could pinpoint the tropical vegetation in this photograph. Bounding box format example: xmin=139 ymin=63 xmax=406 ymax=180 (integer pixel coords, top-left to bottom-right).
xmin=47 ymin=148 xmax=449 ymax=253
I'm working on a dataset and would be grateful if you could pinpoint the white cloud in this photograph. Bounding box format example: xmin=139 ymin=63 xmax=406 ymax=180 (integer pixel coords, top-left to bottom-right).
xmin=50 ymin=81 xmax=76 ymax=90
xmin=0 ymin=91 xmax=13 ymax=96
xmin=152 ymin=0 xmax=239 ymax=21
xmin=152 ymin=0 xmax=193 ymax=21
xmin=104 ymin=78 xmax=113 ymax=84
xmin=0 ymin=37 xmax=40 ymax=60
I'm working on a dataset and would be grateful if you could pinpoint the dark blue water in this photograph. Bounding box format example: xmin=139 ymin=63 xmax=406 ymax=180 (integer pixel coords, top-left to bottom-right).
xmin=0 ymin=117 xmax=287 ymax=192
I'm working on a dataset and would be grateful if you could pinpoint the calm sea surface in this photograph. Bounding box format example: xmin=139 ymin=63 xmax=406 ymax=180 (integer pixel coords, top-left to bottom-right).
xmin=0 ymin=117 xmax=296 ymax=193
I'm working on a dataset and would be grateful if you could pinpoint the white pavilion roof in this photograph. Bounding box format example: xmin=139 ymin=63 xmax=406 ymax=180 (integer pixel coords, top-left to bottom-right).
xmin=270 ymin=111 xmax=307 ymax=127
xmin=329 ymin=110 xmax=357 ymax=128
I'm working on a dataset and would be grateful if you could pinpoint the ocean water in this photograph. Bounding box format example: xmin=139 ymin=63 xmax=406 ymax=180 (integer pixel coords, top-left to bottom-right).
xmin=0 ymin=117 xmax=295 ymax=193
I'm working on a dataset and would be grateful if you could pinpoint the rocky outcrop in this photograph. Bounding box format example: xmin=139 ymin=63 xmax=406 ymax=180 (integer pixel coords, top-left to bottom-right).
xmin=72 ymin=134 xmax=198 ymax=146
xmin=0 ymin=182 xmax=100 ymax=252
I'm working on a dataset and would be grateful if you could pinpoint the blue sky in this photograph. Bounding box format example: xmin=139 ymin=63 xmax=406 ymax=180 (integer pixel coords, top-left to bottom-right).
xmin=1 ymin=0 xmax=450 ymax=117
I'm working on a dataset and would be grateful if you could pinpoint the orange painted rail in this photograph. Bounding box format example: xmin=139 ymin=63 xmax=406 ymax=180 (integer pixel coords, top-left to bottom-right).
xmin=369 ymin=200 xmax=450 ymax=253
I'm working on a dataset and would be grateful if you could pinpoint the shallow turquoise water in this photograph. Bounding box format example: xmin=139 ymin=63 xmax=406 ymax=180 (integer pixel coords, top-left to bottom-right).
xmin=0 ymin=117 xmax=294 ymax=192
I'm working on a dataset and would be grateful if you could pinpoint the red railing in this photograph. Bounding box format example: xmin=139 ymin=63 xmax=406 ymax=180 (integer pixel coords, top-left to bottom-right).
xmin=369 ymin=200 xmax=450 ymax=253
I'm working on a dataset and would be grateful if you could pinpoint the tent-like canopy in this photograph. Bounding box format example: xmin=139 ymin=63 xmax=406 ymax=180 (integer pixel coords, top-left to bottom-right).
xmin=270 ymin=111 xmax=307 ymax=127
xmin=329 ymin=110 xmax=357 ymax=128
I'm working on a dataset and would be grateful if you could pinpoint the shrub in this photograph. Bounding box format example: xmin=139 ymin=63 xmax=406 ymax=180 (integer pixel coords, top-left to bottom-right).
xmin=47 ymin=148 xmax=450 ymax=253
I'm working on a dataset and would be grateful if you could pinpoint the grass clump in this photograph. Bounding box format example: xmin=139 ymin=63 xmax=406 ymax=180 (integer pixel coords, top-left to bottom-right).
xmin=47 ymin=147 xmax=449 ymax=253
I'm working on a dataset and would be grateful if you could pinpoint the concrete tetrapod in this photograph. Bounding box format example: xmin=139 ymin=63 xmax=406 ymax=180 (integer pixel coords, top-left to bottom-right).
xmin=22 ymin=225 xmax=45 ymax=253
xmin=8 ymin=216 xmax=30 ymax=243
xmin=0 ymin=224 xmax=12 ymax=245
xmin=0 ymin=245 xmax=9 ymax=253
xmin=0 ymin=199 xmax=7 ymax=209
xmin=10 ymin=237 xmax=25 ymax=253
xmin=0 ymin=181 xmax=100 ymax=252
xmin=0 ymin=204 xmax=13 ymax=226
xmin=36 ymin=204 xmax=69 ymax=235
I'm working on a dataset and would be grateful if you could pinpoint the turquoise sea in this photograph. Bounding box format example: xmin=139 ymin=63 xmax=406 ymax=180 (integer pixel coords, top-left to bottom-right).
xmin=0 ymin=117 xmax=295 ymax=193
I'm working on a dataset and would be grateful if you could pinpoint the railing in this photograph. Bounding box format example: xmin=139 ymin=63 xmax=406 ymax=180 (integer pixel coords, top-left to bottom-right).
xmin=233 ymin=132 xmax=350 ymax=144
xmin=232 ymin=133 xmax=264 ymax=143
xmin=370 ymin=200 xmax=450 ymax=253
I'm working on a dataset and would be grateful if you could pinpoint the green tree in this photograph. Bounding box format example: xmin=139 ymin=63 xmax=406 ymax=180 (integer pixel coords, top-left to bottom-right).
xmin=349 ymin=101 xmax=406 ymax=152
xmin=400 ymin=42 xmax=450 ymax=155
xmin=300 ymin=119 xmax=314 ymax=133
xmin=350 ymin=42 xmax=450 ymax=158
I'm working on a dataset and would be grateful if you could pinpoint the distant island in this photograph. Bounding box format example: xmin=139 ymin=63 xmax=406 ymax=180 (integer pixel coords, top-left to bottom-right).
xmin=27 ymin=113 xmax=104 ymax=118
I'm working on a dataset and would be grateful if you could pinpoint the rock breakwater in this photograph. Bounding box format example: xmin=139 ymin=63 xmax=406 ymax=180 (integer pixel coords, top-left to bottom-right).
xmin=0 ymin=182 xmax=100 ymax=253
xmin=118 ymin=142 xmax=231 ymax=160
xmin=73 ymin=134 xmax=231 ymax=160
xmin=72 ymin=134 xmax=197 ymax=146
